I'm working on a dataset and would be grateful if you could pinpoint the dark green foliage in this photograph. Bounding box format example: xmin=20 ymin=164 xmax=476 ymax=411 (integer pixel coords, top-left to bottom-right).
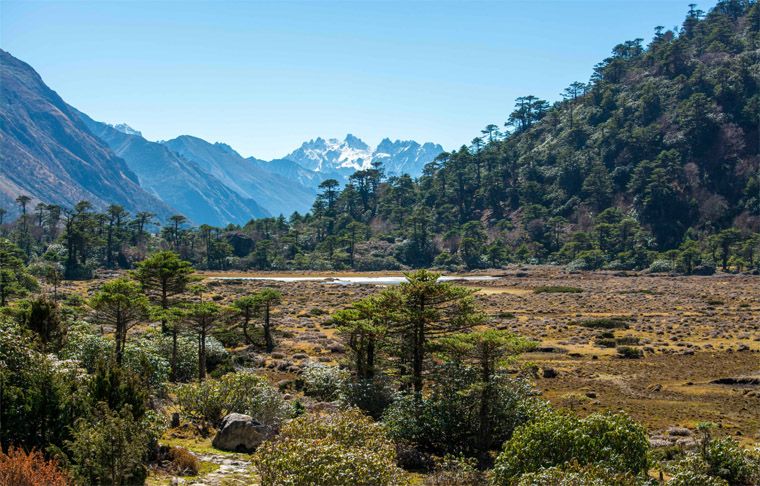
xmin=21 ymin=295 xmax=64 ymax=351
xmin=491 ymin=411 xmax=649 ymax=483
xmin=88 ymin=361 xmax=148 ymax=419
xmin=2 ymin=3 xmax=759 ymax=274
xmin=0 ymin=318 xmax=80 ymax=452
xmin=534 ymin=286 xmax=583 ymax=294
xmin=513 ymin=462 xmax=641 ymax=485
xmin=666 ymin=424 xmax=760 ymax=486
xmin=67 ymin=404 xmax=161 ymax=486
xmin=383 ymin=368 xmax=545 ymax=460
xmin=578 ymin=317 xmax=630 ymax=329
xmin=616 ymin=346 xmax=644 ymax=359
xmin=0 ymin=238 xmax=38 ymax=306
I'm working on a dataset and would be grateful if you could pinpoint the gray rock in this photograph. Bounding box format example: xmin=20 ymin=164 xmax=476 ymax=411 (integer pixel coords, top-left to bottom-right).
xmin=212 ymin=413 xmax=267 ymax=452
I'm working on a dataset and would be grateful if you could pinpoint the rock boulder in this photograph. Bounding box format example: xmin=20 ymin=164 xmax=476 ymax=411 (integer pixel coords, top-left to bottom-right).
xmin=212 ymin=413 xmax=267 ymax=452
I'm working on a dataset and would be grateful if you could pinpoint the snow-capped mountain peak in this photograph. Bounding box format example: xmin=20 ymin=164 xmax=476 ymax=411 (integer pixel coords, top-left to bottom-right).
xmin=284 ymin=135 xmax=443 ymax=178
xmin=109 ymin=123 xmax=142 ymax=137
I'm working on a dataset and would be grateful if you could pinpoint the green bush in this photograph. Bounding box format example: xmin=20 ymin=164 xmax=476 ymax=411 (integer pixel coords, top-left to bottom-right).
xmin=533 ymin=286 xmax=583 ymax=294
xmin=425 ymin=455 xmax=485 ymax=485
xmin=301 ymin=362 xmax=349 ymax=401
xmin=175 ymin=371 xmax=289 ymax=428
xmin=578 ymin=318 xmax=630 ymax=329
xmin=596 ymin=338 xmax=617 ymax=348
xmin=648 ymin=259 xmax=675 ymax=273
xmin=491 ymin=411 xmax=649 ymax=483
xmin=383 ymin=367 xmax=546 ymax=458
xmin=514 ymin=462 xmax=641 ymax=485
xmin=155 ymin=333 xmax=229 ymax=382
xmin=339 ymin=376 xmax=395 ymax=419
xmin=666 ymin=427 xmax=760 ymax=486
xmin=616 ymin=346 xmax=644 ymax=359
xmin=62 ymin=324 xmax=171 ymax=389
xmin=67 ymin=404 xmax=164 ymax=486
xmin=0 ymin=317 xmax=83 ymax=451
xmin=254 ymin=409 xmax=405 ymax=486
xmin=616 ymin=336 xmax=640 ymax=346
xmin=60 ymin=321 xmax=112 ymax=371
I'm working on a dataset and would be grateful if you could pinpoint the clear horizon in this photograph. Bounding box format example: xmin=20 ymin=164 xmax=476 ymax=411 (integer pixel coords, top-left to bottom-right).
xmin=0 ymin=0 xmax=715 ymax=160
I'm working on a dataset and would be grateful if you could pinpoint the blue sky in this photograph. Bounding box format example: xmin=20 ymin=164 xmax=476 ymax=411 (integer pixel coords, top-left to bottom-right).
xmin=1 ymin=1 xmax=714 ymax=160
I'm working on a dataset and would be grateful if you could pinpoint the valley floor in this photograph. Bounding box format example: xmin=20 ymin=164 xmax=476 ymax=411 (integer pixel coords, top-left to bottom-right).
xmin=196 ymin=266 xmax=760 ymax=442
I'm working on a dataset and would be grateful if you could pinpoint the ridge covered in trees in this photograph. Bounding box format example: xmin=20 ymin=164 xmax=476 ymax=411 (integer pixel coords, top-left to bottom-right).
xmin=2 ymin=1 xmax=759 ymax=277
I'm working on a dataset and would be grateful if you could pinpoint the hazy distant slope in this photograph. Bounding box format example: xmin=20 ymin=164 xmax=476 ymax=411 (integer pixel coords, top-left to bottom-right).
xmin=162 ymin=135 xmax=316 ymax=216
xmin=79 ymin=114 xmax=270 ymax=225
xmin=0 ymin=49 xmax=172 ymax=218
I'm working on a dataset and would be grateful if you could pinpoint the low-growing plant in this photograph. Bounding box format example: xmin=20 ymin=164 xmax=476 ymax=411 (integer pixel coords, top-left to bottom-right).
xmin=578 ymin=317 xmax=630 ymax=329
xmin=175 ymin=371 xmax=290 ymax=428
xmin=254 ymin=409 xmax=405 ymax=486
xmin=648 ymin=259 xmax=675 ymax=273
xmin=595 ymin=338 xmax=617 ymax=348
xmin=0 ymin=446 xmax=69 ymax=486
xmin=616 ymin=336 xmax=641 ymax=346
xmin=513 ymin=461 xmax=641 ymax=485
xmin=491 ymin=411 xmax=649 ymax=483
xmin=666 ymin=424 xmax=760 ymax=485
xmin=301 ymin=362 xmax=349 ymax=401
xmin=67 ymin=405 xmax=164 ymax=486
xmin=340 ymin=376 xmax=396 ymax=419
xmin=383 ymin=368 xmax=546 ymax=459
xmin=533 ymin=286 xmax=583 ymax=294
xmin=425 ymin=455 xmax=485 ymax=485
xmin=167 ymin=446 xmax=199 ymax=476
xmin=616 ymin=346 xmax=644 ymax=359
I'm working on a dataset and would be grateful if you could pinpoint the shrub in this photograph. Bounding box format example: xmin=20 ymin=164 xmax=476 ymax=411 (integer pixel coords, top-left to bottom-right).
xmin=425 ymin=455 xmax=485 ymax=485
xmin=667 ymin=426 xmax=760 ymax=485
xmin=67 ymin=405 xmax=164 ymax=486
xmin=254 ymin=409 xmax=405 ymax=486
xmin=616 ymin=336 xmax=640 ymax=346
xmin=155 ymin=333 xmax=228 ymax=382
xmin=534 ymin=286 xmax=583 ymax=294
xmin=122 ymin=335 xmax=170 ymax=390
xmin=383 ymin=368 xmax=546 ymax=458
xmin=167 ymin=446 xmax=199 ymax=476
xmin=491 ymin=411 xmax=649 ymax=483
xmin=617 ymin=346 xmax=644 ymax=359
xmin=340 ymin=376 xmax=396 ymax=419
xmin=513 ymin=462 xmax=640 ymax=485
xmin=578 ymin=318 xmax=629 ymax=329
xmin=60 ymin=321 xmax=112 ymax=372
xmin=0 ymin=447 xmax=69 ymax=486
xmin=175 ymin=371 xmax=289 ymax=428
xmin=567 ymin=250 xmax=605 ymax=271
xmin=648 ymin=259 xmax=675 ymax=273
xmin=596 ymin=338 xmax=617 ymax=348
xmin=301 ymin=362 xmax=349 ymax=401
xmin=0 ymin=318 xmax=83 ymax=452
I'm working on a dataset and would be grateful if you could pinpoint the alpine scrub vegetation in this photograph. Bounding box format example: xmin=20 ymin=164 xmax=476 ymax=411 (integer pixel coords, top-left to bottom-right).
xmin=254 ymin=409 xmax=405 ymax=486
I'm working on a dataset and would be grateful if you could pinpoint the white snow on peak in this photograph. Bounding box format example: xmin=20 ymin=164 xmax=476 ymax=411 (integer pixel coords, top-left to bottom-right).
xmin=109 ymin=123 xmax=142 ymax=137
xmin=284 ymin=134 xmax=444 ymax=178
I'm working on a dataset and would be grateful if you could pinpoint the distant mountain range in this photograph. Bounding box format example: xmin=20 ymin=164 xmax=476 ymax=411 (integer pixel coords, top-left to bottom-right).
xmin=285 ymin=135 xmax=443 ymax=179
xmin=0 ymin=49 xmax=443 ymax=225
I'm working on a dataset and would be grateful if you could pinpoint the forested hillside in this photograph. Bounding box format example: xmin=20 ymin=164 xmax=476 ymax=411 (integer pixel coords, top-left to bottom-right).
xmin=2 ymin=1 xmax=759 ymax=275
xmin=207 ymin=1 xmax=760 ymax=272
